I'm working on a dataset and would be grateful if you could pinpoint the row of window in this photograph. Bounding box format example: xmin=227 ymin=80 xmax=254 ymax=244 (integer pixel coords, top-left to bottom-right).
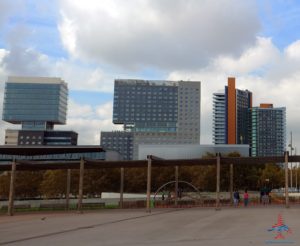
xmin=19 ymin=141 xmax=42 ymax=145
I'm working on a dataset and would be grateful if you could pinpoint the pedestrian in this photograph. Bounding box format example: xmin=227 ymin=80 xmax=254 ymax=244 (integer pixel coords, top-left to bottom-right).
xmin=162 ymin=191 xmax=165 ymax=201
xmin=260 ymin=188 xmax=264 ymax=204
xmin=233 ymin=190 xmax=240 ymax=207
xmin=262 ymin=186 xmax=269 ymax=205
xmin=243 ymin=189 xmax=249 ymax=207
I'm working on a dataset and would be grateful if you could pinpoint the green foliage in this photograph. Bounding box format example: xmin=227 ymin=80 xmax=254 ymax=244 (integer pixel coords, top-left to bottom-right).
xmin=260 ymin=163 xmax=284 ymax=188
xmin=39 ymin=170 xmax=67 ymax=198
xmin=0 ymin=172 xmax=10 ymax=199
xmin=0 ymin=153 xmax=290 ymax=198
xmin=15 ymin=171 xmax=44 ymax=198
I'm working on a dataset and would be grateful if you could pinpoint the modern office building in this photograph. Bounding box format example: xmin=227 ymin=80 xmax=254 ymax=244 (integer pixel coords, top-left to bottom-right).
xmin=249 ymin=104 xmax=286 ymax=157
xmin=2 ymin=76 xmax=77 ymax=145
xmin=213 ymin=77 xmax=252 ymax=145
xmin=101 ymin=79 xmax=201 ymax=160
xmin=3 ymin=76 xmax=67 ymax=129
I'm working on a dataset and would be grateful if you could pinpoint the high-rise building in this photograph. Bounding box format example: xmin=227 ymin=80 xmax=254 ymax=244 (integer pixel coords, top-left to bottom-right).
xmin=3 ymin=76 xmax=67 ymax=129
xmin=101 ymin=79 xmax=201 ymax=160
xmin=249 ymin=104 xmax=286 ymax=157
xmin=213 ymin=77 xmax=252 ymax=144
xmin=2 ymin=76 xmax=77 ymax=146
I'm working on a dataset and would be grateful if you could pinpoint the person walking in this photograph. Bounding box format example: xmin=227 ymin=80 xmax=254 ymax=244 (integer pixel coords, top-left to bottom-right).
xmin=243 ymin=189 xmax=249 ymax=207
xmin=233 ymin=190 xmax=240 ymax=207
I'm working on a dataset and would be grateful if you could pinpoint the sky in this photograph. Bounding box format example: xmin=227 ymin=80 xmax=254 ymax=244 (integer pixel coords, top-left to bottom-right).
xmin=0 ymin=0 xmax=300 ymax=153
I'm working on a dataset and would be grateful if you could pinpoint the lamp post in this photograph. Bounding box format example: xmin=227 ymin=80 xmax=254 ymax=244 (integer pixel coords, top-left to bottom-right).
xmin=288 ymin=132 xmax=294 ymax=189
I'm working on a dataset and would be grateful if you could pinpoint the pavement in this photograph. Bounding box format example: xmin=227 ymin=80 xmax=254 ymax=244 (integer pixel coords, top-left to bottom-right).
xmin=0 ymin=206 xmax=299 ymax=246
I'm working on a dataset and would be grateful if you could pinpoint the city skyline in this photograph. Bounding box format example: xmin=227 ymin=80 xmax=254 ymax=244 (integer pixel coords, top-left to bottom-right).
xmin=0 ymin=1 xmax=299 ymax=151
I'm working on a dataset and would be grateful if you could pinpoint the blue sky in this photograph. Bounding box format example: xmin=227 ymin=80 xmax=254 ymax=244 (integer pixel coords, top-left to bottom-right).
xmin=0 ymin=0 xmax=300 ymax=147
xmin=257 ymin=0 xmax=300 ymax=49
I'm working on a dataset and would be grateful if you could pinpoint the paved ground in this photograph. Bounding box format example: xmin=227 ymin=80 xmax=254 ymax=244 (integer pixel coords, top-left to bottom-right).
xmin=0 ymin=206 xmax=299 ymax=246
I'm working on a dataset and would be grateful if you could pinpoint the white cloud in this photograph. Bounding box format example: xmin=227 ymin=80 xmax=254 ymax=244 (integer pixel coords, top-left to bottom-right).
xmin=67 ymin=99 xmax=94 ymax=118
xmin=168 ymin=37 xmax=300 ymax=149
xmin=95 ymin=102 xmax=114 ymax=119
xmin=57 ymin=100 xmax=121 ymax=145
xmin=284 ymin=40 xmax=300 ymax=60
xmin=214 ymin=37 xmax=280 ymax=75
xmin=58 ymin=0 xmax=260 ymax=70
xmin=52 ymin=61 xmax=115 ymax=92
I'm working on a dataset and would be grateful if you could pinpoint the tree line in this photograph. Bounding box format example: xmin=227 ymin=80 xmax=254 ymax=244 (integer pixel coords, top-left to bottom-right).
xmin=0 ymin=152 xmax=290 ymax=199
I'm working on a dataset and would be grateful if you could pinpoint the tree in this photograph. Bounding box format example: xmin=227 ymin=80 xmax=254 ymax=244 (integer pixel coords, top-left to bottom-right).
xmin=39 ymin=170 xmax=68 ymax=198
xmin=15 ymin=171 xmax=44 ymax=198
xmin=0 ymin=172 xmax=10 ymax=199
xmin=260 ymin=163 xmax=284 ymax=189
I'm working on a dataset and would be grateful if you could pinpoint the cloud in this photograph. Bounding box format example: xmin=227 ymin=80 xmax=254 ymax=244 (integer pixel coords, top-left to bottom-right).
xmin=284 ymin=40 xmax=300 ymax=60
xmin=214 ymin=37 xmax=280 ymax=75
xmin=0 ymin=1 xmax=18 ymax=27
xmin=95 ymin=102 xmax=114 ymax=119
xmin=167 ymin=37 xmax=300 ymax=149
xmin=2 ymin=26 xmax=51 ymax=76
xmin=57 ymin=100 xmax=121 ymax=145
xmin=58 ymin=0 xmax=260 ymax=70
xmin=51 ymin=60 xmax=115 ymax=92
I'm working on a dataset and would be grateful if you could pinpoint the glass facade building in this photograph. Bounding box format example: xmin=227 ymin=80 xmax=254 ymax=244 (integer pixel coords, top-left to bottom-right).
xmin=101 ymin=79 xmax=201 ymax=160
xmin=213 ymin=77 xmax=252 ymax=145
xmin=2 ymin=76 xmax=77 ymax=146
xmin=113 ymin=80 xmax=178 ymax=132
xmin=212 ymin=93 xmax=226 ymax=144
xmin=2 ymin=76 xmax=68 ymax=130
xmin=249 ymin=105 xmax=286 ymax=157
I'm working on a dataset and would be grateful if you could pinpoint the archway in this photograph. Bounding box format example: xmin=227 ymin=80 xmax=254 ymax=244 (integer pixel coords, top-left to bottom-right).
xmin=153 ymin=180 xmax=203 ymax=207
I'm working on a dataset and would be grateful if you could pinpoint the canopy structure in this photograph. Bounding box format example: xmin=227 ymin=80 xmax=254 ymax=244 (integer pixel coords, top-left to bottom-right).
xmin=0 ymin=146 xmax=105 ymax=156
xmin=1 ymin=149 xmax=298 ymax=216
xmin=1 ymin=155 xmax=300 ymax=171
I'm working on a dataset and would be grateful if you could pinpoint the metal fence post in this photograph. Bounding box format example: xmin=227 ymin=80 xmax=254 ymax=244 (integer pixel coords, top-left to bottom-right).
xmin=285 ymin=151 xmax=289 ymax=208
xmin=216 ymin=153 xmax=221 ymax=210
xmin=175 ymin=166 xmax=179 ymax=207
xmin=146 ymin=156 xmax=152 ymax=212
xmin=66 ymin=169 xmax=71 ymax=210
xmin=77 ymin=158 xmax=85 ymax=213
xmin=8 ymin=159 xmax=16 ymax=216
xmin=120 ymin=167 xmax=124 ymax=208
xmin=230 ymin=163 xmax=233 ymax=206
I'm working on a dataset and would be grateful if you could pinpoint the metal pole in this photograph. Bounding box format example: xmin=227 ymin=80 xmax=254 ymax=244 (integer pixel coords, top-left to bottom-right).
xmin=146 ymin=156 xmax=152 ymax=213
xmin=175 ymin=166 xmax=179 ymax=207
xmin=285 ymin=151 xmax=289 ymax=208
xmin=66 ymin=169 xmax=71 ymax=210
xmin=8 ymin=159 xmax=16 ymax=216
xmin=77 ymin=158 xmax=84 ymax=213
xmin=120 ymin=167 xmax=124 ymax=209
xmin=230 ymin=163 xmax=233 ymax=206
xmin=216 ymin=153 xmax=221 ymax=210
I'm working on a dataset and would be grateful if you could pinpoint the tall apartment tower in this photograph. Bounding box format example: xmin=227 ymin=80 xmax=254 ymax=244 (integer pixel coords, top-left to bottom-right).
xmin=2 ymin=76 xmax=77 ymax=145
xmin=101 ymin=79 xmax=201 ymax=160
xmin=249 ymin=104 xmax=286 ymax=157
xmin=213 ymin=77 xmax=252 ymax=145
